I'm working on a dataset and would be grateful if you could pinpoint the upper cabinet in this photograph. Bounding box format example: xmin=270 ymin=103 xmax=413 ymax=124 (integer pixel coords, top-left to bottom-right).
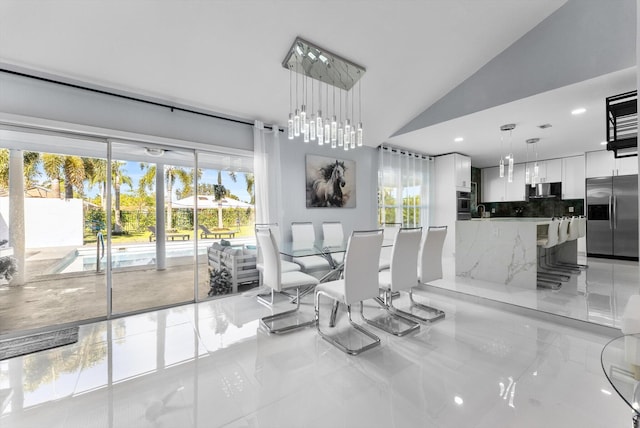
xmin=586 ymin=150 xmax=638 ymax=178
xmin=454 ymin=154 xmax=471 ymax=191
xmin=536 ymin=158 xmax=562 ymax=183
xmin=561 ymin=155 xmax=585 ymax=199
xmin=481 ymin=164 xmax=525 ymax=202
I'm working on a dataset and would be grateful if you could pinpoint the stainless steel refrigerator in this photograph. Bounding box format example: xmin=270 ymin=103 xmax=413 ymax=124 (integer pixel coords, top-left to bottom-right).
xmin=586 ymin=175 xmax=638 ymax=260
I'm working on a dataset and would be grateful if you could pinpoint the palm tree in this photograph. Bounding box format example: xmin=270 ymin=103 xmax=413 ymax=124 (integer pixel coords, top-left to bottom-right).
xmin=139 ymin=163 xmax=191 ymax=230
xmin=244 ymin=173 xmax=255 ymax=205
xmin=0 ymin=150 xmax=40 ymax=189
xmin=83 ymin=158 xmax=108 ymax=207
xmin=111 ymin=161 xmax=133 ymax=233
xmin=41 ymin=153 xmax=86 ymax=199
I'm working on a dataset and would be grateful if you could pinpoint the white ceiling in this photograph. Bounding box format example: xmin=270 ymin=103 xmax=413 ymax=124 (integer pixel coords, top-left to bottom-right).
xmin=2 ymin=0 xmax=627 ymax=168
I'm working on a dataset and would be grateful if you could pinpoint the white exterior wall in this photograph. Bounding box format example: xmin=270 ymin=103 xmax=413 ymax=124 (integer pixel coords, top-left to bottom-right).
xmin=0 ymin=198 xmax=83 ymax=248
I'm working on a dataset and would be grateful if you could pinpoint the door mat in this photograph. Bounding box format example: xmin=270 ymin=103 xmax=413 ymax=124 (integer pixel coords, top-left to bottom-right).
xmin=0 ymin=327 xmax=79 ymax=360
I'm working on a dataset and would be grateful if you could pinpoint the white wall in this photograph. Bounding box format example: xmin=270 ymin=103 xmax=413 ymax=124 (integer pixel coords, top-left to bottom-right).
xmin=278 ymin=137 xmax=378 ymax=241
xmin=0 ymin=198 xmax=83 ymax=248
xmin=433 ymin=154 xmax=457 ymax=257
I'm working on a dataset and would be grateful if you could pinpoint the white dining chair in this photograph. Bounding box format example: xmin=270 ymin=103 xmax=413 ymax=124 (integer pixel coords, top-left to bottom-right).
xmin=363 ymin=227 xmax=421 ymax=336
xmin=255 ymin=223 xmax=301 ymax=274
xmin=322 ymin=221 xmax=345 ymax=265
xmin=314 ymin=229 xmax=384 ymax=355
xmin=410 ymin=225 xmax=448 ymax=322
xmin=256 ymin=228 xmax=319 ymax=334
xmin=379 ymin=223 xmax=401 ymax=271
xmin=290 ymin=222 xmax=332 ymax=277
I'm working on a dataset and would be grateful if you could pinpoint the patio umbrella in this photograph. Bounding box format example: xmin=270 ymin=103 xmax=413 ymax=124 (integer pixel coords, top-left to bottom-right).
xmin=173 ymin=195 xmax=253 ymax=228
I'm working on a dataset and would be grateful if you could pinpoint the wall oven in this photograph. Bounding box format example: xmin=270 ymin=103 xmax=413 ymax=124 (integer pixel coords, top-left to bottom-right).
xmin=456 ymin=191 xmax=471 ymax=220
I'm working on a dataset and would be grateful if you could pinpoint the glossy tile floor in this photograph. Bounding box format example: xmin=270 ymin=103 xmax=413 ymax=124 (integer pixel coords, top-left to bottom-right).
xmin=0 ymin=286 xmax=633 ymax=427
xmin=434 ymin=255 xmax=640 ymax=330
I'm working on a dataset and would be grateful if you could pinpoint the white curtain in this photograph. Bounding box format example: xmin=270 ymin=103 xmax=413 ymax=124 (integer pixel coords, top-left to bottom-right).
xmin=253 ymin=121 xmax=283 ymax=235
xmin=378 ymin=146 xmax=432 ymax=228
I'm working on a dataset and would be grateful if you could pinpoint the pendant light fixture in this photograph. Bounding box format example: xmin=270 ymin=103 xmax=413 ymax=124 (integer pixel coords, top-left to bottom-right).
xmin=499 ymin=124 xmax=516 ymax=181
xmin=283 ymin=37 xmax=366 ymax=150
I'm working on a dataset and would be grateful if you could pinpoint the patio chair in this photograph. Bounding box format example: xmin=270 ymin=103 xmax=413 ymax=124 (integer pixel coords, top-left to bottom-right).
xmin=199 ymin=224 xmax=236 ymax=239
xmin=148 ymin=226 xmax=190 ymax=242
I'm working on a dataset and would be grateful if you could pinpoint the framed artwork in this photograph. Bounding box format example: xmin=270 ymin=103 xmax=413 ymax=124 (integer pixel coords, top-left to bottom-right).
xmin=305 ymin=154 xmax=356 ymax=208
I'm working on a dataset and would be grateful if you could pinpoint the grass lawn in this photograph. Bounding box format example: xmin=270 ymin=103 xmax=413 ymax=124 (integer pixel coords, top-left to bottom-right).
xmin=83 ymin=224 xmax=256 ymax=244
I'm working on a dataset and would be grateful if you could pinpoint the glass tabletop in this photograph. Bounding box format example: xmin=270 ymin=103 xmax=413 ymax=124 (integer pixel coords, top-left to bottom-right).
xmin=601 ymin=334 xmax=640 ymax=419
xmin=279 ymin=238 xmax=394 ymax=258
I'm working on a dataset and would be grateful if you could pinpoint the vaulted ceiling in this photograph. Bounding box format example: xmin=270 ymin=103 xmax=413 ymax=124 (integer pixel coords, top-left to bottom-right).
xmin=0 ymin=0 xmax=635 ymax=166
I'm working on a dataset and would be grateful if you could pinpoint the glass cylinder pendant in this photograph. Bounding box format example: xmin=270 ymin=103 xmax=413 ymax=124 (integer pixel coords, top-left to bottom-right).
xmin=303 ymin=122 xmax=310 ymax=143
xmin=357 ymin=123 xmax=363 ymax=146
xmin=525 ymin=167 xmax=530 ymax=184
xmin=331 ymin=116 xmax=337 ymax=144
xmin=309 ymin=114 xmax=316 ymax=140
xmin=300 ymin=105 xmax=307 ymax=128
xmin=338 ymin=127 xmax=344 ymax=147
xmin=344 ymin=121 xmax=351 ymax=147
xmin=350 ymin=130 xmax=356 ymax=149
xmin=288 ymin=113 xmax=294 ymax=140
xmin=507 ymin=167 xmax=513 ymax=183
xmin=325 ymin=123 xmax=332 ymax=147
xmin=499 ymin=158 xmax=505 ymax=178
xmin=508 ymin=155 xmax=514 ymax=173
xmin=294 ymin=109 xmax=300 ymax=137
xmin=316 ymin=114 xmax=323 ymax=144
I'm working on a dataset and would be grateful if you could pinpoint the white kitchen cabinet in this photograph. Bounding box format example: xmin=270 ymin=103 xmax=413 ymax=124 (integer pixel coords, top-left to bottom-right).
xmin=481 ymin=166 xmax=503 ymax=202
xmin=481 ymin=164 xmax=525 ymax=202
xmin=505 ymin=163 xmax=526 ymax=201
xmin=455 ymin=154 xmax=471 ymax=191
xmin=537 ymin=158 xmax=562 ymax=182
xmin=586 ymin=150 xmax=638 ymax=177
xmin=561 ymin=155 xmax=585 ymax=199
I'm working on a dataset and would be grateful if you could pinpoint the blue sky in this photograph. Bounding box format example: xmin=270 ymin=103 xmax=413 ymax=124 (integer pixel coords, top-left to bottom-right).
xmin=80 ymin=163 xmax=252 ymax=203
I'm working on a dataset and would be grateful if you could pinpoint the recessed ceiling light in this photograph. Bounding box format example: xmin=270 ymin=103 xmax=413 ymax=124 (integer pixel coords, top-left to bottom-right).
xmin=600 ymin=141 xmax=607 ymax=145
xmin=538 ymin=123 xmax=552 ymax=129
xmin=454 ymin=137 xmax=464 ymax=142
xmin=571 ymin=107 xmax=586 ymax=115
xmin=454 ymin=396 xmax=464 ymax=405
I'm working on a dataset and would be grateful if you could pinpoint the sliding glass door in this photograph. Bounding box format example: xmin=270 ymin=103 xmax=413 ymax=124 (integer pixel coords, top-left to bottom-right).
xmin=0 ymin=127 xmax=108 ymax=334
xmin=109 ymin=141 xmax=197 ymax=315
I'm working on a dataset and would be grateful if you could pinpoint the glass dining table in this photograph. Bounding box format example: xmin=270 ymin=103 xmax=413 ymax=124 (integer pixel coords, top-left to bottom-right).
xmin=601 ymin=334 xmax=640 ymax=428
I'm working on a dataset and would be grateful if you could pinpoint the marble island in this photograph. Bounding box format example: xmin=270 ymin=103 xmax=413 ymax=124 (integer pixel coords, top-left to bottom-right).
xmin=455 ymin=218 xmax=577 ymax=288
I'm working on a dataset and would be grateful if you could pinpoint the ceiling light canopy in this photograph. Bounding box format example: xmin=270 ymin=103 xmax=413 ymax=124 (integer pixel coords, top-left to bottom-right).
xmin=454 ymin=137 xmax=464 ymax=142
xmin=283 ymin=37 xmax=366 ymax=150
xmin=571 ymin=107 xmax=586 ymax=115
xmin=499 ymin=124 xmax=516 ymax=182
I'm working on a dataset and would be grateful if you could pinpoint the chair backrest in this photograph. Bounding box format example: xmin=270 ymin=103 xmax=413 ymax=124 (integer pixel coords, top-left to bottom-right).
xmin=322 ymin=222 xmax=344 ymax=246
xmin=578 ymin=216 xmax=587 ymax=238
xmin=557 ymin=218 xmax=569 ymax=244
xmin=418 ymin=226 xmax=447 ymax=283
xmin=199 ymin=224 xmax=211 ymax=233
xmin=255 ymin=229 xmax=282 ymax=291
xmin=389 ymin=228 xmax=422 ymax=291
xmin=148 ymin=226 xmax=157 ymax=234
xmin=292 ymin=222 xmax=316 ymax=243
xmin=255 ymin=223 xmax=280 ymax=266
xmin=381 ymin=223 xmax=401 ymax=243
xmin=567 ymin=217 xmax=579 ymax=241
xmin=543 ymin=219 xmax=560 ymax=248
xmin=343 ymin=230 xmax=383 ymax=305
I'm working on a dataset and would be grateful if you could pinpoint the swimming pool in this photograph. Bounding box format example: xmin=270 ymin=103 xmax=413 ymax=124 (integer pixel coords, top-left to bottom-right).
xmin=51 ymin=242 xmax=211 ymax=274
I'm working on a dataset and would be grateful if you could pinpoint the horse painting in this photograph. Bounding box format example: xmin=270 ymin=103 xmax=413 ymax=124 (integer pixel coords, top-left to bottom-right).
xmin=306 ymin=155 xmax=355 ymax=208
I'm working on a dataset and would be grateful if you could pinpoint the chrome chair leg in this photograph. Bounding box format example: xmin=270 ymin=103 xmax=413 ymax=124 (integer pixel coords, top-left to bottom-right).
xmin=389 ymin=289 xmax=445 ymax=323
xmin=315 ymin=292 xmax=380 ymax=355
xmin=360 ymin=290 xmax=420 ymax=337
xmin=260 ymin=288 xmax=316 ymax=334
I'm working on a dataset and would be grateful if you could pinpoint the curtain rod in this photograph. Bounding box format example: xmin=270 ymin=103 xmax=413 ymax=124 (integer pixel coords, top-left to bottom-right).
xmin=378 ymin=145 xmax=431 ymax=159
xmin=0 ymin=68 xmax=282 ymax=132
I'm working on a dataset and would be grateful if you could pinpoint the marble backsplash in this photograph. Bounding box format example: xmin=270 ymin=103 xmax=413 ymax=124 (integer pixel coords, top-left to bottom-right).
xmin=475 ymin=198 xmax=584 ymax=218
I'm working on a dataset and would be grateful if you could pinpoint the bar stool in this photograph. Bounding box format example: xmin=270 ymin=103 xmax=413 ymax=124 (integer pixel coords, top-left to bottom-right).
xmin=555 ymin=216 xmax=588 ymax=270
xmin=547 ymin=217 xmax=580 ymax=274
xmin=536 ymin=218 xmax=565 ymax=289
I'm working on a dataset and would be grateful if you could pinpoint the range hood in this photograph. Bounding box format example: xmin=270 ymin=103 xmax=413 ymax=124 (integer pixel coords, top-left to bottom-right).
xmin=528 ymin=182 xmax=561 ymax=199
